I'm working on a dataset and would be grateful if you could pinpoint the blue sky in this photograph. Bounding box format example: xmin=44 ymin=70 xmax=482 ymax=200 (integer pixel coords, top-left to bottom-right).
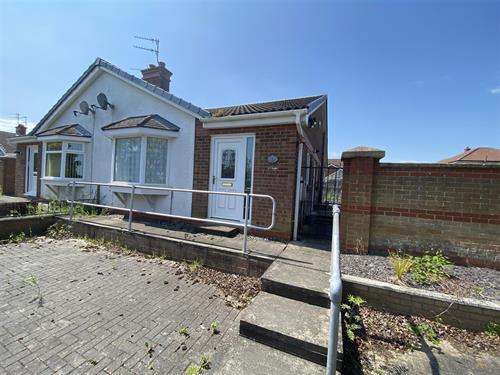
xmin=1 ymin=0 xmax=499 ymax=161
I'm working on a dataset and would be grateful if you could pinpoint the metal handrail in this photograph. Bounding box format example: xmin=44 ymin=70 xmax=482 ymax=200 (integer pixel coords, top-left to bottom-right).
xmin=326 ymin=204 xmax=342 ymax=374
xmin=66 ymin=181 xmax=276 ymax=254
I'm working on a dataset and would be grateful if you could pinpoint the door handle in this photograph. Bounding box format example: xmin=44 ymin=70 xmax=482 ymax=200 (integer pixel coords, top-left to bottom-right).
xmin=212 ymin=176 xmax=216 ymax=185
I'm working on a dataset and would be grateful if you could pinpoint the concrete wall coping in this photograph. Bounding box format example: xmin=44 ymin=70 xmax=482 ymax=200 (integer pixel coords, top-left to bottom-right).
xmin=379 ymin=162 xmax=500 ymax=169
xmin=341 ymin=146 xmax=385 ymax=160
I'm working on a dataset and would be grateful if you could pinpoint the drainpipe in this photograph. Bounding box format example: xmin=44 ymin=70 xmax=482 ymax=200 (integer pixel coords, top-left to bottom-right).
xmin=293 ymin=111 xmax=306 ymax=241
xmin=326 ymin=204 xmax=342 ymax=374
xmin=293 ymin=142 xmax=304 ymax=241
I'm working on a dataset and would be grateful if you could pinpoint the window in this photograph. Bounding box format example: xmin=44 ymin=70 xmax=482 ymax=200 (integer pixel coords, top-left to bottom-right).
xmin=114 ymin=138 xmax=141 ymax=183
xmin=221 ymin=149 xmax=236 ymax=179
xmin=145 ymin=137 xmax=168 ymax=184
xmin=113 ymin=137 xmax=168 ymax=184
xmin=44 ymin=141 xmax=85 ymax=179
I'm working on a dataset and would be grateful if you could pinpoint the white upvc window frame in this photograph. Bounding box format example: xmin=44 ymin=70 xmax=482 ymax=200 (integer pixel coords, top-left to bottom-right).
xmin=111 ymin=136 xmax=170 ymax=186
xmin=42 ymin=141 xmax=86 ymax=180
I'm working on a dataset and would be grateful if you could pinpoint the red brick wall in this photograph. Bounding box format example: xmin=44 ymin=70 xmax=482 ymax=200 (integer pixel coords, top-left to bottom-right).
xmin=0 ymin=157 xmax=16 ymax=195
xmin=192 ymin=120 xmax=299 ymax=240
xmin=14 ymin=143 xmax=42 ymax=197
xmin=341 ymin=154 xmax=500 ymax=269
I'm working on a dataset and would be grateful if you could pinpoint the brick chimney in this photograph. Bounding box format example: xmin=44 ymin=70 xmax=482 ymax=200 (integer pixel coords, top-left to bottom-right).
xmin=141 ymin=62 xmax=172 ymax=92
xmin=15 ymin=124 xmax=27 ymax=136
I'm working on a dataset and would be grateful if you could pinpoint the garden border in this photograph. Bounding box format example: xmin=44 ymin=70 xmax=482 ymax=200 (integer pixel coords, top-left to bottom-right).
xmin=343 ymin=274 xmax=500 ymax=331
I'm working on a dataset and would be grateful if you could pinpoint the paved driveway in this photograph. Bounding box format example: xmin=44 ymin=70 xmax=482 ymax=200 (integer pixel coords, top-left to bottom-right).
xmin=0 ymin=238 xmax=239 ymax=374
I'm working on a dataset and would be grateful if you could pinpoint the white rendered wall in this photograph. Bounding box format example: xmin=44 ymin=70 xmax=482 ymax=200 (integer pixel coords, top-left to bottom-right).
xmin=39 ymin=70 xmax=196 ymax=217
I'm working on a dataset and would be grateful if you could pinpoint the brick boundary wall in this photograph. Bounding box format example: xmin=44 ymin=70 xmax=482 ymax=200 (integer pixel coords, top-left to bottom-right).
xmin=192 ymin=120 xmax=299 ymax=240
xmin=340 ymin=147 xmax=500 ymax=269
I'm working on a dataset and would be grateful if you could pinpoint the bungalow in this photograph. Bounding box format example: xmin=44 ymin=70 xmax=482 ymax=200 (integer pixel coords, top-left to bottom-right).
xmin=9 ymin=58 xmax=328 ymax=240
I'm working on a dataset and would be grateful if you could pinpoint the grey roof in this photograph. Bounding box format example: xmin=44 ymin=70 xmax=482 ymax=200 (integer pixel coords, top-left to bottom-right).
xmin=36 ymin=124 xmax=92 ymax=138
xmin=206 ymin=95 xmax=326 ymax=117
xmin=0 ymin=131 xmax=16 ymax=154
xmin=102 ymin=114 xmax=180 ymax=132
xmin=30 ymin=58 xmax=210 ymax=136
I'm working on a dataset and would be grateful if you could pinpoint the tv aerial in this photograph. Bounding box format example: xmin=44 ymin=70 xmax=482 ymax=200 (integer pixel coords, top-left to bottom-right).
xmin=134 ymin=35 xmax=160 ymax=64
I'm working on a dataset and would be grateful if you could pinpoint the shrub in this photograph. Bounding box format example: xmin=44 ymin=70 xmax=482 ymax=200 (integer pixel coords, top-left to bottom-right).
xmin=411 ymin=251 xmax=452 ymax=285
xmin=388 ymin=251 xmax=413 ymax=283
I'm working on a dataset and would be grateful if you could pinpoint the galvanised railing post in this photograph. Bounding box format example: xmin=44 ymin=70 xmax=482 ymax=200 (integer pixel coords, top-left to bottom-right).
xmin=69 ymin=181 xmax=76 ymax=221
xmin=326 ymin=204 xmax=342 ymax=375
xmin=242 ymin=193 xmax=250 ymax=254
xmin=128 ymin=185 xmax=136 ymax=232
xmin=169 ymin=191 xmax=174 ymax=214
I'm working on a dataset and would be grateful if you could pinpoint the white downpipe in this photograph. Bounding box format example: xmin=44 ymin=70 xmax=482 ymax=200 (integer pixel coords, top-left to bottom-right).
xmin=326 ymin=204 xmax=342 ymax=374
xmin=293 ymin=141 xmax=304 ymax=241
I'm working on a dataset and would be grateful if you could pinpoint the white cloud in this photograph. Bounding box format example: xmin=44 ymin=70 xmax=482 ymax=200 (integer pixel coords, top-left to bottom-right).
xmin=490 ymin=87 xmax=500 ymax=95
xmin=0 ymin=118 xmax=36 ymax=133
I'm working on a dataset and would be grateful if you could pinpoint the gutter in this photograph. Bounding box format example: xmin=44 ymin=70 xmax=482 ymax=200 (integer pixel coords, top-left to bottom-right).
xmin=7 ymin=135 xmax=37 ymax=144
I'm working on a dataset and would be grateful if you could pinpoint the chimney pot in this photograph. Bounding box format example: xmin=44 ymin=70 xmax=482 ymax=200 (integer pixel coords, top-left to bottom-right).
xmin=141 ymin=62 xmax=172 ymax=92
xmin=15 ymin=124 xmax=27 ymax=136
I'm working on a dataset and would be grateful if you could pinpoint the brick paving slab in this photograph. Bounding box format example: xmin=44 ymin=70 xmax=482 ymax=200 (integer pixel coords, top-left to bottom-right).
xmin=0 ymin=238 xmax=242 ymax=374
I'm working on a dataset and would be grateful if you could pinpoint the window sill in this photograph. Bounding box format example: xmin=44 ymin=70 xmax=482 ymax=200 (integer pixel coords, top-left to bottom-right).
xmin=109 ymin=183 xmax=170 ymax=196
xmin=40 ymin=178 xmax=84 ymax=187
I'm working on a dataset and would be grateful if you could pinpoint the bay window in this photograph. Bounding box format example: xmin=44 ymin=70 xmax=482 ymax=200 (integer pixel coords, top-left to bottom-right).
xmin=113 ymin=137 xmax=168 ymax=184
xmin=44 ymin=141 xmax=84 ymax=179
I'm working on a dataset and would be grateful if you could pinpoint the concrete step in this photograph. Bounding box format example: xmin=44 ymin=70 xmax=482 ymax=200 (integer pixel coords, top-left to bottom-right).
xmin=194 ymin=224 xmax=240 ymax=238
xmin=261 ymin=260 xmax=330 ymax=307
xmin=239 ymin=291 xmax=342 ymax=368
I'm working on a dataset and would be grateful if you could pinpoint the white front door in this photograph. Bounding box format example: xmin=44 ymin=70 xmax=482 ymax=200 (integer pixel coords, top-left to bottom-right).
xmin=25 ymin=145 xmax=38 ymax=196
xmin=210 ymin=137 xmax=247 ymax=221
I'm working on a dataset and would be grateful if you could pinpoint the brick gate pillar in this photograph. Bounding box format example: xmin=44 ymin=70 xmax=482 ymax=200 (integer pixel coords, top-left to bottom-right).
xmin=340 ymin=147 xmax=385 ymax=253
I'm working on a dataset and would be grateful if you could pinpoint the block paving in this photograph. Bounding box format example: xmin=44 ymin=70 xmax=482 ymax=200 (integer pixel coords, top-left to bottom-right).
xmin=0 ymin=238 xmax=241 ymax=374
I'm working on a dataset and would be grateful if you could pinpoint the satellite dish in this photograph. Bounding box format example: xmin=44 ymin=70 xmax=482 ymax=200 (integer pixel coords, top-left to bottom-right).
xmin=97 ymin=93 xmax=113 ymax=110
xmin=79 ymin=101 xmax=90 ymax=115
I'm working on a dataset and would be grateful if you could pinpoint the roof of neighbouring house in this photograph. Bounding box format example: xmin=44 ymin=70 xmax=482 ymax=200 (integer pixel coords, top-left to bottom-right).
xmin=0 ymin=131 xmax=17 ymax=155
xmin=29 ymin=58 xmax=211 ymax=136
xmin=439 ymin=147 xmax=500 ymax=163
xmin=206 ymin=95 xmax=326 ymax=117
xmin=101 ymin=114 xmax=180 ymax=132
xmin=36 ymin=124 xmax=92 ymax=138
xmin=328 ymin=158 xmax=342 ymax=168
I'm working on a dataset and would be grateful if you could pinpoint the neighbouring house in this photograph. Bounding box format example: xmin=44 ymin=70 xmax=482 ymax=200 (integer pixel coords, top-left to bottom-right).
xmin=0 ymin=128 xmax=22 ymax=195
xmin=8 ymin=58 xmax=328 ymax=240
xmin=439 ymin=147 xmax=500 ymax=164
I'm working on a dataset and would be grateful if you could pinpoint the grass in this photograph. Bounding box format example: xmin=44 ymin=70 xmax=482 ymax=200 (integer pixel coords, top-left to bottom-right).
xmin=485 ymin=321 xmax=499 ymax=337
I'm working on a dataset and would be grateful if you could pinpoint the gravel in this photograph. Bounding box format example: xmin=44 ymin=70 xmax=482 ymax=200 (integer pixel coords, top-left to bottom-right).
xmin=340 ymin=254 xmax=500 ymax=302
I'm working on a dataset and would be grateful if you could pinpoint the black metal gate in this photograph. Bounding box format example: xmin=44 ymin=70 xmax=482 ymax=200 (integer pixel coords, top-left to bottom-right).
xmin=298 ymin=166 xmax=342 ymax=239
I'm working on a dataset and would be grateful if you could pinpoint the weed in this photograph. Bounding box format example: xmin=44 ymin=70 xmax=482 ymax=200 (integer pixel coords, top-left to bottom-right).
xmin=144 ymin=342 xmax=155 ymax=358
xmin=388 ymin=251 xmax=413 ymax=283
xmin=7 ymin=231 xmax=26 ymax=244
xmin=342 ymin=294 xmax=366 ymax=341
xmin=185 ymin=364 xmax=202 ymax=375
xmin=8 ymin=209 xmax=20 ymax=217
xmin=199 ymin=354 xmax=210 ymax=369
xmin=25 ymin=274 xmax=43 ymax=307
xmin=189 ymin=259 xmax=203 ymax=272
xmin=46 ymin=223 xmax=73 ymax=240
xmin=409 ymin=321 xmax=440 ymax=345
xmin=411 ymin=251 xmax=452 ymax=285
xmin=179 ymin=325 xmax=189 ymax=337
xmin=485 ymin=321 xmax=499 ymax=337
xmin=210 ymin=321 xmax=219 ymax=335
